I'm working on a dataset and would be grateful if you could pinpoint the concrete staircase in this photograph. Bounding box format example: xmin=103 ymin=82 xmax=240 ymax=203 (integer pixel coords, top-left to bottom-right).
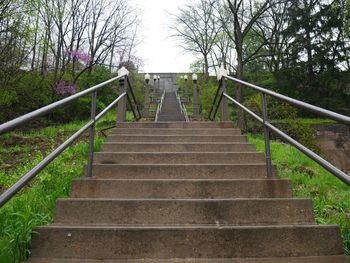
xmin=157 ymin=92 xmax=186 ymax=122
xmin=27 ymin=122 xmax=347 ymax=262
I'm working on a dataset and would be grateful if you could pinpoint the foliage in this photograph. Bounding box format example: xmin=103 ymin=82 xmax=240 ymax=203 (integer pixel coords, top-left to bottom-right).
xmin=275 ymin=119 xmax=320 ymax=153
xmin=248 ymin=134 xmax=350 ymax=255
xmin=0 ymin=111 xmax=119 ymax=262
xmin=177 ymin=73 xmax=219 ymax=119
xmin=244 ymin=93 xmax=298 ymax=120
xmin=0 ymin=65 xmax=143 ymax=124
xmin=0 ymin=72 xmax=52 ymax=122
xmin=0 ymin=0 xmax=142 ymax=124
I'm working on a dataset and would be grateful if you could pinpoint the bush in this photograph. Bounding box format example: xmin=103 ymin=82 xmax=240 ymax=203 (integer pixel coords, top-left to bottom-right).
xmin=244 ymin=93 xmax=298 ymax=120
xmin=276 ymin=119 xmax=320 ymax=153
xmin=0 ymin=72 xmax=52 ymax=123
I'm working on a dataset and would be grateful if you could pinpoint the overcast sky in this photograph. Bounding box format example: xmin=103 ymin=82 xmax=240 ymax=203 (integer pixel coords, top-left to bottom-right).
xmin=131 ymin=0 xmax=196 ymax=73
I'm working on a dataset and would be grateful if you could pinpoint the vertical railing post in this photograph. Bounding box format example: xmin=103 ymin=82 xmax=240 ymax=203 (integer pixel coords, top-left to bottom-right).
xmin=144 ymin=74 xmax=150 ymax=117
xmin=117 ymin=76 xmax=128 ymax=123
xmin=192 ymin=74 xmax=200 ymax=118
xmin=184 ymin=75 xmax=189 ymax=103
xmin=86 ymin=90 xmax=97 ymax=177
xmin=220 ymin=77 xmax=229 ymax=121
xmin=261 ymin=92 xmax=273 ymax=177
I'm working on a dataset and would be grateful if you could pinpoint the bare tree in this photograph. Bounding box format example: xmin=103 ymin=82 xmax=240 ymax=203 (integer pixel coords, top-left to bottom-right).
xmin=218 ymin=0 xmax=278 ymax=128
xmin=170 ymin=0 xmax=219 ymax=75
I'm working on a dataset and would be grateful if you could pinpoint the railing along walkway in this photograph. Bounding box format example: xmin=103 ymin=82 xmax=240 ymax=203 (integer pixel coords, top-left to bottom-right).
xmin=209 ymin=68 xmax=350 ymax=186
xmin=0 ymin=67 xmax=141 ymax=207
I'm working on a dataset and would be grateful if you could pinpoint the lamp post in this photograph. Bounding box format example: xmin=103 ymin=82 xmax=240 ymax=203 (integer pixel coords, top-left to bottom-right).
xmin=157 ymin=75 xmax=160 ymax=91
xmin=179 ymin=75 xmax=184 ymax=92
xmin=153 ymin=74 xmax=157 ymax=89
xmin=117 ymin=67 xmax=129 ymax=123
xmin=144 ymin=73 xmax=150 ymax=117
xmin=217 ymin=67 xmax=229 ymax=121
xmin=184 ymin=74 xmax=189 ymax=102
xmin=192 ymin=73 xmax=200 ymax=117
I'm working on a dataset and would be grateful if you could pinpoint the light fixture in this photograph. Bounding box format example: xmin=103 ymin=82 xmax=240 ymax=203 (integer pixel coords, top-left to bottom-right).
xmin=217 ymin=66 xmax=228 ymax=80
xmin=184 ymin=75 xmax=188 ymax=81
xmin=153 ymin=75 xmax=157 ymax=81
xmin=157 ymin=75 xmax=160 ymax=80
xmin=117 ymin=67 xmax=129 ymax=77
xmin=144 ymin=73 xmax=150 ymax=81
xmin=192 ymin=73 xmax=198 ymax=81
xmin=180 ymin=76 xmax=184 ymax=80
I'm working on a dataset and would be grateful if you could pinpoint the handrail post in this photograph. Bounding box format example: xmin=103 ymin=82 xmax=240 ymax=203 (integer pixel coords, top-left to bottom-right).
xmin=261 ymin=92 xmax=273 ymax=178
xmin=86 ymin=90 xmax=97 ymax=177
xmin=144 ymin=78 xmax=150 ymax=117
xmin=220 ymin=77 xmax=229 ymax=121
xmin=117 ymin=76 xmax=128 ymax=123
xmin=192 ymin=75 xmax=200 ymax=118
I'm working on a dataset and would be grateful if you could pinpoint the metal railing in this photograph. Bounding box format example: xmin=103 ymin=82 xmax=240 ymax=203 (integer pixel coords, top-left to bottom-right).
xmin=155 ymin=90 xmax=165 ymax=122
xmin=176 ymin=91 xmax=190 ymax=122
xmin=0 ymin=67 xmax=141 ymax=208
xmin=209 ymin=73 xmax=350 ymax=186
xmin=182 ymin=103 xmax=190 ymax=122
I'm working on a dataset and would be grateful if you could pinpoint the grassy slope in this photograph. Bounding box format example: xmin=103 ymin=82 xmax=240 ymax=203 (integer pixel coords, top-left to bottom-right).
xmin=0 ymin=111 xmax=121 ymax=262
xmin=248 ymin=134 xmax=350 ymax=255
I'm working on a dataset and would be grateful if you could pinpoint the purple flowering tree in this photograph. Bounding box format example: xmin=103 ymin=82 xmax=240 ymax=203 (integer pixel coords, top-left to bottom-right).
xmin=66 ymin=49 xmax=92 ymax=64
xmin=55 ymin=80 xmax=77 ymax=96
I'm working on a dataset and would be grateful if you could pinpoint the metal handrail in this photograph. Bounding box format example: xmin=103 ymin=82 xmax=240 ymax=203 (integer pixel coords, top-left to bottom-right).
xmin=155 ymin=90 xmax=165 ymax=122
xmin=182 ymin=102 xmax=190 ymax=122
xmin=175 ymin=90 xmax=189 ymax=122
xmin=209 ymin=74 xmax=350 ymax=186
xmin=126 ymin=77 xmax=142 ymax=120
xmin=208 ymin=80 xmax=222 ymax=120
xmin=0 ymin=70 xmax=141 ymax=208
xmin=225 ymin=75 xmax=350 ymax=125
xmin=0 ymin=75 xmax=122 ymax=135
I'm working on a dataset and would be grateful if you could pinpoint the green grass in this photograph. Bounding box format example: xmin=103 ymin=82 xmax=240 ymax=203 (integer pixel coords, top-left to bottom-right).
xmin=0 ymin=109 xmax=135 ymax=262
xmin=270 ymin=118 xmax=336 ymax=125
xmin=248 ymin=134 xmax=350 ymax=254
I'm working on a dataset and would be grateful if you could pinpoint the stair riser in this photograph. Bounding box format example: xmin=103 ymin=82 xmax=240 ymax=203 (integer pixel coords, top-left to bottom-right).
xmin=71 ymin=179 xmax=292 ymax=199
xmin=101 ymin=143 xmax=255 ymax=153
xmin=110 ymin=129 xmax=241 ymax=135
xmin=106 ymin=136 xmax=247 ymax=143
xmin=91 ymin=164 xmax=269 ymax=179
xmin=157 ymin=118 xmax=186 ymax=122
xmin=93 ymin=153 xmax=265 ymax=164
xmin=30 ymin=226 xmax=343 ymax=259
xmin=115 ymin=122 xmax=234 ymax=128
xmin=26 ymin=256 xmax=350 ymax=263
xmin=54 ymin=199 xmax=314 ymax=225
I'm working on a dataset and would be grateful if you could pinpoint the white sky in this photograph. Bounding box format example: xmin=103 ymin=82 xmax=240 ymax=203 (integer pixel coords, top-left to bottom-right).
xmin=131 ymin=0 xmax=196 ymax=73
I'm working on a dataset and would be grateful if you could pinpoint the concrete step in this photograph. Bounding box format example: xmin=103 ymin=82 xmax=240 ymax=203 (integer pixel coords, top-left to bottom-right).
xmin=53 ymin=199 xmax=314 ymax=226
xmin=115 ymin=122 xmax=234 ymax=128
xmin=109 ymin=129 xmax=242 ymax=135
xmin=101 ymin=143 xmax=255 ymax=153
xmin=26 ymin=256 xmax=350 ymax=263
xmin=157 ymin=117 xmax=186 ymax=122
xmin=71 ymin=179 xmax=292 ymax=199
xmin=93 ymin=152 xmax=265 ymax=164
xmin=30 ymin=225 xmax=343 ymax=259
xmin=90 ymin=164 xmax=269 ymax=179
xmin=106 ymin=135 xmax=247 ymax=143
